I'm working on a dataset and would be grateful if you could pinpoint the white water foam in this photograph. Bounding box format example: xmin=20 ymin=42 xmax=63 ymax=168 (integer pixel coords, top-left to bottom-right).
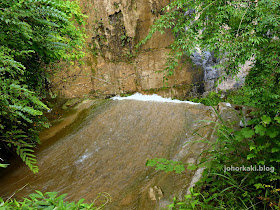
xmin=112 ymin=93 xmax=200 ymax=105
xmin=75 ymin=149 xmax=93 ymax=164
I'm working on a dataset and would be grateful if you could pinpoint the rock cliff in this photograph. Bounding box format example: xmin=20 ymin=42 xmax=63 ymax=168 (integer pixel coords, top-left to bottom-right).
xmin=51 ymin=0 xmax=204 ymax=98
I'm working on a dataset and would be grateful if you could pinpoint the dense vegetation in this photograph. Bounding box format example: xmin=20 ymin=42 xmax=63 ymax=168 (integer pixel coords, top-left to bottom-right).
xmin=0 ymin=0 xmax=97 ymax=208
xmin=142 ymin=0 xmax=280 ymax=209
xmin=0 ymin=0 xmax=86 ymax=172
xmin=0 ymin=191 xmax=97 ymax=209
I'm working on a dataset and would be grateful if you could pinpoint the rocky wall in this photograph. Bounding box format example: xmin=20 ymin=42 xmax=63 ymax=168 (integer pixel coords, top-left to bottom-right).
xmin=51 ymin=0 xmax=204 ymax=98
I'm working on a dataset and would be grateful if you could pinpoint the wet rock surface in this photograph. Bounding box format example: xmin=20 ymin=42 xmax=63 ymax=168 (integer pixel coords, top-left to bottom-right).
xmin=0 ymin=99 xmax=218 ymax=209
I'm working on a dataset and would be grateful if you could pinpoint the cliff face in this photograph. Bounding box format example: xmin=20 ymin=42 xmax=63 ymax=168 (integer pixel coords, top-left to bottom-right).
xmin=51 ymin=0 xmax=203 ymax=98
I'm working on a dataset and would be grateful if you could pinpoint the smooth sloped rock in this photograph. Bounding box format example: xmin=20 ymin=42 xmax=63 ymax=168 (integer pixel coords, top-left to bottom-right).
xmin=0 ymin=98 xmax=217 ymax=209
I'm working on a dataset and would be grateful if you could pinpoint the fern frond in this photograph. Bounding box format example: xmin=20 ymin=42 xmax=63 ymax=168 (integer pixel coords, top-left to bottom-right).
xmin=15 ymin=111 xmax=33 ymax=123
xmin=16 ymin=146 xmax=39 ymax=173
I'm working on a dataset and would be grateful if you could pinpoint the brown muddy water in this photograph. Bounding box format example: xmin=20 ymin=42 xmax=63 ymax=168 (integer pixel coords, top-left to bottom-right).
xmin=0 ymin=99 xmax=216 ymax=209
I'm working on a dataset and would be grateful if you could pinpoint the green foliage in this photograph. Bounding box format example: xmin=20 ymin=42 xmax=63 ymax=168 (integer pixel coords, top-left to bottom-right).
xmin=0 ymin=49 xmax=49 ymax=173
xmin=146 ymin=158 xmax=197 ymax=174
xmin=0 ymin=191 xmax=99 ymax=209
xmin=0 ymin=0 xmax=86 ymax=92
xmin=0 ymin=0 xmax=86 ymax=172
xmin=168 ymin=188 xmax=210 ymax=210
xmin=188 ymin=91 xmax=224 ymax=106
